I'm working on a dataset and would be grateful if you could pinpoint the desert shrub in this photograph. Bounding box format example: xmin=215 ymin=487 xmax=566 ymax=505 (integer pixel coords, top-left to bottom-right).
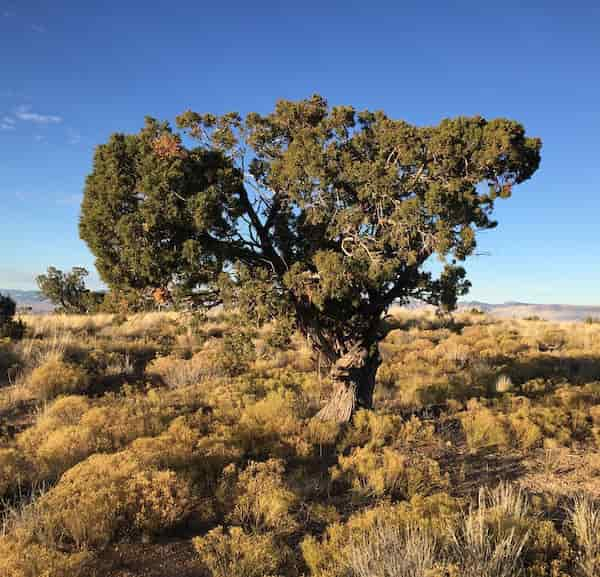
xmin=331 ymin=411 xmax=444 ymax=500
xmin=33 ymin=452 xmax=192 ymax=547
xmin=523 ymin=519 xmax=573 ymax=577
xmin=15 ymin=396 xmax=92 ymax=480
xmin=526 ymin=406 xmax=573 ymax=446
xmin=332 ymin=446 xmax=445 ymax=500
xmin=146 ymin=350 xmax=218 ymax=388
xmin=338 ymin=410 xmax=403 ymax=450
xmin=217 ymin=330 xmax=256 ymax=377
xmin=77 ymin=399 xmax=168 ymax=452
xmin=129 ymin=416 xmax=203 ymax=470
xmin=301 ymin=494 xmax=460 ymax=577
xmin=0 ymin=294 xmax=26 ymax=340
xmin=236 ymin=389 xmax=305 ymax=457
xmin=569 ymin=495 xmax=600 ymax=577
xmin=0 ymin=539 xmax=89 ymax=577
xmin=261 ymin=316 xmax=295 ymax=353
xmin=128 ymin=468 xmax=193 ymax=534
xmin=0 ymin=341 xmax=21 ymax=384
xmin=193 ymin=526 xmax=288 ymax=577
xmin=223 ymin=459 xmax=298 ymax=534
xmin=460 ymin=402 xmax=510 ymax=451
xmin=32 ymin=426 xmax=94 ymax=481
xmin=13 ymin=392 xmax=167 ymax=484
xmin=28 ymin=357 xmax=89 ymax=400
xmin=338 ymin=411 xmax=440 ymax=454
xmin=0 ymin=448 xmax=30 ymax=497
xmin=509 ymin=414 xmax=544 ymax=450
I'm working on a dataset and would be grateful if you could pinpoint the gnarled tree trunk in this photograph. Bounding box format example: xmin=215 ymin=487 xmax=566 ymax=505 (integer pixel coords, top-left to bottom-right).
xmin=315 ymin=342 xmax=381 ymax=423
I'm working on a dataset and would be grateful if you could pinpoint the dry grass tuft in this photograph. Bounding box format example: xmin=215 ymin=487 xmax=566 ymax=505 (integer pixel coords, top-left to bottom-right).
xmin=569 ymin=494 xmax=600 ymax=577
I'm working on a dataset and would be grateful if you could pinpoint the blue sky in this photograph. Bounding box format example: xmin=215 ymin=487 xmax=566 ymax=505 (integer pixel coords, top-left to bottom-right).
xmin=1 ymin=0 xmax=599 ymax=304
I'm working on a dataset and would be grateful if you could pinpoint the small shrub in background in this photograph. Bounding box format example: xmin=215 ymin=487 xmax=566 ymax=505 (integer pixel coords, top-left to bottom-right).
xmin=146 ymin=353 xmax=207 ymax=388
xmin=263 ymin=316 xmax=295 ymax=353
xmin=495 ymin=374 xmax=514 ymax=394
xmin=218 ymin=330 xmax=256 ymax=377
xmin=0 ymin=293 xmax=26 ymax=340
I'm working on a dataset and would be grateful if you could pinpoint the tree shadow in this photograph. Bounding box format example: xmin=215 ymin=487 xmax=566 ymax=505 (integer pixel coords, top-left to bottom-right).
xmin=501 ymin=353 xmax=600 ymax=392
xmin=440 ymin=447 xmax=527 ymax=498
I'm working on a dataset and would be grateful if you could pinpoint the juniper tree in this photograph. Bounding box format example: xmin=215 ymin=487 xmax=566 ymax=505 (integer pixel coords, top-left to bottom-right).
xmin=80 ymin=96 xmax=541 ymax=421
xmin=0 ymin=294 xmax=25 ymax=339
xmin=36 ymin=266 xmax=103 ymax=314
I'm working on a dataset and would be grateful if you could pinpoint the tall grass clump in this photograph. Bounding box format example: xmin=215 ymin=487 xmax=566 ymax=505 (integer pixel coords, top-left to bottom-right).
xmin=569 ymin=494 xmax=600 ymax=577
xmin=450 ymin=483 xmax=530 ymax=577
xmin=347 ymin=521 xmax=439 ymax=577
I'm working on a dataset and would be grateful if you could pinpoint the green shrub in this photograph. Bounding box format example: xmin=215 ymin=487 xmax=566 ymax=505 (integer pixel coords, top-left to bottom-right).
xmin=0 ymin=293 xmax=25 ymax=340
xmin=218 ymin=331 xmax=256 ymax=377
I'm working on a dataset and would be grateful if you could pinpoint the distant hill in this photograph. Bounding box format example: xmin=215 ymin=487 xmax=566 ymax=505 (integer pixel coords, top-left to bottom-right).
xmin=2 ymin=288 xmax=599 ymax=321
xmin=458 ymin=301 xmax=600 ymax=322
xmin=0 ymin=289 xmax=54 ymax=313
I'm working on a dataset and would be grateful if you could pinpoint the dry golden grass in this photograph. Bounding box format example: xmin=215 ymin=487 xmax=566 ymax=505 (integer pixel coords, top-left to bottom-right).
xmin=1 ymin=308 xmax=600 ymax=577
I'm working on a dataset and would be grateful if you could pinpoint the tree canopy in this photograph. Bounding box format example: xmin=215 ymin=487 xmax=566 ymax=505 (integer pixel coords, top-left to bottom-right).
xmin=80 ymin=95 xmax=541 ymax=420
xmin=36 ymin=266 xmax=103 ymax=314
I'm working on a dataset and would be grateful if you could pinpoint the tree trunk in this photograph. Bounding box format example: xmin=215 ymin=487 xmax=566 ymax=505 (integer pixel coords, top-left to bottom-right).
xmin=315 ymin=342 xmax=381 ymax=423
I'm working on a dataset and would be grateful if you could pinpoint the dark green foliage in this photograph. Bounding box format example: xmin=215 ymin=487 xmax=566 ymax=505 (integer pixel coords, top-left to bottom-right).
xmin=80 ymin=118 xmax=243 ymax=302
xmin=219 ymin=330 xmax=257 ymax=377
xmin=36 ymin=266 xmax=104 ymax=314
xmin=0 ymin=294 xmax=16 ymax=322
xmin=0 ymin=294 xmax=25 ymax=340
xmin=80 ymin=96 xmax=541 ymax=418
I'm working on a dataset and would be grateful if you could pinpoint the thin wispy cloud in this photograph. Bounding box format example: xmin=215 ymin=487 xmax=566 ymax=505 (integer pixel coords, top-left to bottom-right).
xmin=0 ymin=116 xmax=15 ymax=130
xmin=15 ymin=105 xmax=62 ymax=124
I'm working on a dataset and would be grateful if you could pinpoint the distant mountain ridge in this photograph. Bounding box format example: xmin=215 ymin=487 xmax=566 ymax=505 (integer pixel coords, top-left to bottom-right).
xmin=458 ymin=301 xmax=600 ymax=322
xmin=0 ymin=289 xmax=54 ymax=313
xmin=2 ymin=289 xmax=599 ymax=321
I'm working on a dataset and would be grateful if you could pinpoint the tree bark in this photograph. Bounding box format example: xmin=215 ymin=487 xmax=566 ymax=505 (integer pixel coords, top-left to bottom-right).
xmin=315 ymin=342 xmax=381 ymax=423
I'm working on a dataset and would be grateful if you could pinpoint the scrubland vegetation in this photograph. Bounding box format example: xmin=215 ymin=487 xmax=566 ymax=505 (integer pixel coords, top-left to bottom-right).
xmin=0 ymin=307 xmax=598 ymax=576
